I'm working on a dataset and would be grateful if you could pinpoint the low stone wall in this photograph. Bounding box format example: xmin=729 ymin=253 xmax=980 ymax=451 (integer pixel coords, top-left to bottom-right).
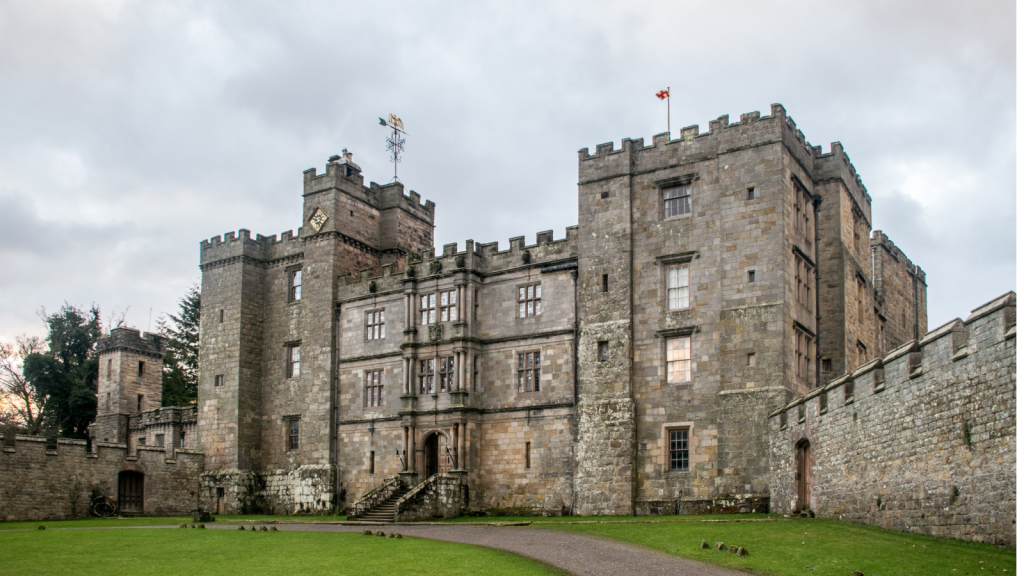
xmin=395 ymin=472 xmax=466 ymax=521
xmin=635 ymin=496 xmax=770 ymax=516
xmin=0 ymin=435 xmax=204 ymax=521
xmin=767 ymin=292 xmax=1016 ymax=545
xmin=200 ymin=464 xmax=334 ymax=515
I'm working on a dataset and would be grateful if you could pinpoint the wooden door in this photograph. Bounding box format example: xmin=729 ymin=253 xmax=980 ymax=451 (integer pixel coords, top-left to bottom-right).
xmin=795 ymin=440 xmax=810 ymax=511
xmin=118 ymin=471 xmax=144 ymax=514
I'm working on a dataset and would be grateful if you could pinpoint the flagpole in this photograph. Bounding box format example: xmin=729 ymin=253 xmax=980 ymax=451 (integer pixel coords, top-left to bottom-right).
xmin=667 ymin=87 xmax=671 ymax=135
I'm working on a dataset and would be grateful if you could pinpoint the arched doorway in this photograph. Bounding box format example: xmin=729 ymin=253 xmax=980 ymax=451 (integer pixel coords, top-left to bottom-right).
xmin=423 ymin=432 xmax=451 ymax=477
xmin=795 ymin=439 xmax=811 ymax=512
xmin=118 ymin=471 xmax=144 ymax=514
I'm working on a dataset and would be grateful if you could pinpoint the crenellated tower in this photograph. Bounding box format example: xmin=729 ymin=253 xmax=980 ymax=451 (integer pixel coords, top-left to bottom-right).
xmin=90 ymin=327 xmax=166 ymax=445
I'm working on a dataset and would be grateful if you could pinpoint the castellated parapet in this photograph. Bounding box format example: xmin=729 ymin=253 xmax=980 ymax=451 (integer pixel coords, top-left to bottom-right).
xmin=768 ymin=292 xmax=1015 ymax=545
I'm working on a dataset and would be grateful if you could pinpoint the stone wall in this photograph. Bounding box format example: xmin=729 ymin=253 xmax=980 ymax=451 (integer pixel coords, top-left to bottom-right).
xmin=199 ymin=465 xmax=334 ymax=515
xmin=768 ymin=292 xmax=1015 ymax=545
xmin=394 ymin=472 xmax=466 ymax=521
xmin=0 ymin=435 xmax=204 ymax=521
xmin=871 ymin=230 xmax=927 ymax=353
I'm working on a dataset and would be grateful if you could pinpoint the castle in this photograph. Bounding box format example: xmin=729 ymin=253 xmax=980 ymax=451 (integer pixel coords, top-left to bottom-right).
xmin=1 ymin=104 xmax=1013 ymax=544
xmin=194 ymin=102 xmax=931 ymax=516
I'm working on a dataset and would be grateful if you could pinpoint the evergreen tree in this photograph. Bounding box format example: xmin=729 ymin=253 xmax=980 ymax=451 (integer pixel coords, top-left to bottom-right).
xmin=158 ymin=285 xmax=200 ymax=406
xmin=22 ymin=304 xmax=102 ymax=438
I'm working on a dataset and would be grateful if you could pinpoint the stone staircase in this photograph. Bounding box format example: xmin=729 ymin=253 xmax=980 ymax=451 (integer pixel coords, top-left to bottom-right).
xmin=353 ymin=486 xmax=409 ymax=523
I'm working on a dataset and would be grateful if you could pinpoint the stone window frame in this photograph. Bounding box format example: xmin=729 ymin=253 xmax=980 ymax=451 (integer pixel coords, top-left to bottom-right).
xmin=419 ymin=289 xmax=459 ymax=326
xmin=656 ymin=174 xmax=696 ymax=221
xmin=214 ymin=374 xmax=224 ymax=388
xmin=661 ymin=421 xmax=694 ymax=473
xmin=793 ymin=246 xmax=816 ymax=310
xmin=418 ymin=357 xmax=435 ymax=394
xmin=365 ymin=369 xmax=384 ymax=408
xmin=285 ymin=342 xmax=301 ymax=379
xmin=516 ymin=282 xmax=542 ymax=318
xmin=439 ymin=289 xmax=458 ymax=322
xmin=516 ymin=350 xmax=542 ymax=393
xmin=792 ymin=323 xmax=816 ymax=383
xmin=472 ymin=354 xmax=480 ymax=392
xmin=284 ymin=415 xmax=300 ymax=451
xmin=856 ymin=273 xmax=867 ymax=323
xmin=792 ymin=177 xmax=814 ymax=242
xmin=655 ymin=325 xmax=696 ymax=383
xmin=438 ymin=355 xmax=455 ymax=392
xmin=365 ymin=308 xmax=386 ymax=341
xmin=287 ymin=266 xmax=302 ymax=303
xmin=597 ymin=341 xmax=610 ymax=362
xmin=656 ymin=251 xmax=697 ymax=312
xmin=420 ymin=293 xmax=437 ymax=325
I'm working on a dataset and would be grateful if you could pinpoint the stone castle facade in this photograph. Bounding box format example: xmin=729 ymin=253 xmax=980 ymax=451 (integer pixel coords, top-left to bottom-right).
xmin=1 ymin=105 xmax=1012 ymax=544
xmin=196 ymin=103 xmax=933 ymax=516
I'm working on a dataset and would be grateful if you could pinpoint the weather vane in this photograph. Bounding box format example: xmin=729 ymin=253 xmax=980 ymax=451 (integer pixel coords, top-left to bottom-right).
xmin=378 ymin=114 xmax=406 ymax=183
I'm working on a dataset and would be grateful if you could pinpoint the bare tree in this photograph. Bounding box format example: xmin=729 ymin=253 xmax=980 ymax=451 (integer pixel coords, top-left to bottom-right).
xmin=0 ymin=336 xmax=46 ymax=435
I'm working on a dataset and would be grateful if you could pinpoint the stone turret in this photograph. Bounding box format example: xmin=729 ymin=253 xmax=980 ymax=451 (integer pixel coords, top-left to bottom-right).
xmin=90 ymin=328 xmax=166 ymax=445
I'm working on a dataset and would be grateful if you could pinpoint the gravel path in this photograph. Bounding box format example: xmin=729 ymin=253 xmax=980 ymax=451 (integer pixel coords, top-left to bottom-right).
xmin=208 ymin=522 xmax=747 ymax=576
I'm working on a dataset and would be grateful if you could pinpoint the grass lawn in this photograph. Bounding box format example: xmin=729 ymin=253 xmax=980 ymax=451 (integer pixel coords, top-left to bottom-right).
xmin=0 ymin=527 xmax=566 ymax=576
xmin=528 ymin=516 xmax=1015 ymax=576
xmin=0 ymin=514 xmax=347 ymax=531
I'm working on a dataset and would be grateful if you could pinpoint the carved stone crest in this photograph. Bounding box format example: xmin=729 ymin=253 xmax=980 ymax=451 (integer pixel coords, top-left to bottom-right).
xmin=521 ymin=250 xmax=531 ymax=264
xmin=428 ymin=325 xmax=443 ymax=342
xmin=429 ymin=260 xmax=442 ymax=275
xmin=368 ymin=280 xmax=377 ymax=294
xmin=406 ymin=265 xmax=416 ymax=278
xmin=454 ymin=254 xmax=465 ymax=269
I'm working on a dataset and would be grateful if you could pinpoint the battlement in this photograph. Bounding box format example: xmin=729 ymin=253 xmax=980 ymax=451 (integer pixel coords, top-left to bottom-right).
xmin=302 ymin=156 xmax=435 ymax=223
xmin=338 ymin=226 xmax=579 ymax=298
xmin=770 ymin=290 xmax=1015 ymax=418
xmin=579 ymin=103 xmax=788 ymax=162
xmin=200 ymin=227 xmax=304 ymax=266
xmin=871 ymin=230 xmax=926 ymax=282
xmin=578 ymin=104 xmax=871 ymax=215
xmin=369 ymin=181 xmax=436 ymax=220
xmin=472 ymin=226 xmax=578 ymax=272
xmin=130 ymin=406 xmax=198 ymax=427
xmin=96 ymin=327 xmax=166 ymax=359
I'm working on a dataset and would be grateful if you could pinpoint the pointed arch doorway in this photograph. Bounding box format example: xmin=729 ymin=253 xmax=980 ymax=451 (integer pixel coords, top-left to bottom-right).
xmin=795 ymin=439 xmax=811 ymax=512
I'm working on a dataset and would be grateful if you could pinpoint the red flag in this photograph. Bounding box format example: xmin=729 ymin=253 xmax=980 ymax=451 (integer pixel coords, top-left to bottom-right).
xmin=656 ymin=89 xmax=670 ymax=100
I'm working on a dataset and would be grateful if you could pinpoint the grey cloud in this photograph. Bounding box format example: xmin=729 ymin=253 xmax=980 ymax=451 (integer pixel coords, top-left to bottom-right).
xmin=0 ymin=0 xmax=1014 ymax=342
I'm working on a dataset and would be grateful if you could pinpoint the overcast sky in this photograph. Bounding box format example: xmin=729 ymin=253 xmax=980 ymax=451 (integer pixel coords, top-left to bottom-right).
xmin=0 ymin=0 xmax=1015 ymax=343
